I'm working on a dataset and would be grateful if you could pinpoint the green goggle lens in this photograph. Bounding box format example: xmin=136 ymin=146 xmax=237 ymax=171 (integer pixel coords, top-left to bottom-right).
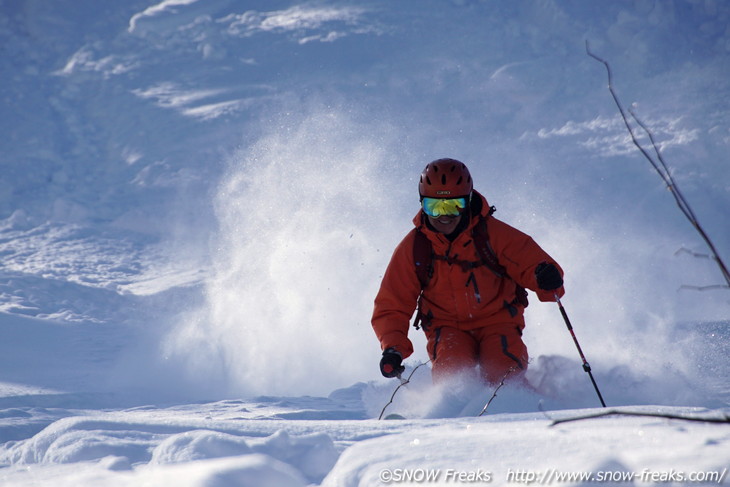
xmin=422 ymin=197 xmax=467 ymax=217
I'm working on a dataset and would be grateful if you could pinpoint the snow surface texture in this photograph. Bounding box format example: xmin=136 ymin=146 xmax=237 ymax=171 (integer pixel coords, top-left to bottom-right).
xmin=1 ymin=0 xmax=729 ymax=485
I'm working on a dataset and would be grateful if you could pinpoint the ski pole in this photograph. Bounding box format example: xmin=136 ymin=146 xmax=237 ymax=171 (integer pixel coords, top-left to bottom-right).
xmin=554 ymin=293 xmax=607 ymax=407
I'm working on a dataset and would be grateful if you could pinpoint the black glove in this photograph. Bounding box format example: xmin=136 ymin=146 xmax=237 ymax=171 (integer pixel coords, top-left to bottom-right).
xmin=379 ymin=348 xmax=405 ymax=378
xmin=535 ymin=262 xmax=563 ymax=291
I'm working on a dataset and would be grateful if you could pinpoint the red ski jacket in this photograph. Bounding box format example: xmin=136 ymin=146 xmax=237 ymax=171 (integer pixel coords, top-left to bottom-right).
xmin=372 ymin=191 xmax=564 ymax=359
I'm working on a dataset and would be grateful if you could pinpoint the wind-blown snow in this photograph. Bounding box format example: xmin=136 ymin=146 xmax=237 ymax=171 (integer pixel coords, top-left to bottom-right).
xmin=0 ymin=0 xmax=728 ymax=485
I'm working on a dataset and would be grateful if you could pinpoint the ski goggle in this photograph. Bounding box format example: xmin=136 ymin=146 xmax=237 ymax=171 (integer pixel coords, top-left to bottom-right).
xmin=421 ymin=197 xmax=467 ymax=217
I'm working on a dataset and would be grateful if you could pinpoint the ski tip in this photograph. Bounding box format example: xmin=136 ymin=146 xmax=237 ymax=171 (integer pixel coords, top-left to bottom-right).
xmin=383 ymin=413 xmax=407 ymax=420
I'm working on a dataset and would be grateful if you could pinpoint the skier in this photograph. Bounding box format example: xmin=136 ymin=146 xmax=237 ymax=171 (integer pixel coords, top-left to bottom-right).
xmin=372 ymin=158 xmax=565 ymax=385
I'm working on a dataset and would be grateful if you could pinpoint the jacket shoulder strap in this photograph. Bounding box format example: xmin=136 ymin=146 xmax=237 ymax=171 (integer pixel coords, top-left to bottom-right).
xmin=471 ymin=208 xmax=507 ymax=278
xmin=412 ymin=228 xmax=433 ymax=288
xmin=472 ymin=208 xmax=530 ymax=310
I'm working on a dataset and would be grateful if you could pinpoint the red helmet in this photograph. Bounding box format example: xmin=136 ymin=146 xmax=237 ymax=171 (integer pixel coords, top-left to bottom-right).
xmin=418 ymin=158 xmax=473 ymax=199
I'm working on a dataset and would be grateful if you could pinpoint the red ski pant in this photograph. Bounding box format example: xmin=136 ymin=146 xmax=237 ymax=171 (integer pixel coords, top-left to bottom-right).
xmin=425 ymin=324 xmax=528 ymax=385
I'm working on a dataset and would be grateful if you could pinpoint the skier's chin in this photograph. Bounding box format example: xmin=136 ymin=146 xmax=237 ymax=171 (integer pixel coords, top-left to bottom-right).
xmin=428 ymin=215 xmax=461 ymax=234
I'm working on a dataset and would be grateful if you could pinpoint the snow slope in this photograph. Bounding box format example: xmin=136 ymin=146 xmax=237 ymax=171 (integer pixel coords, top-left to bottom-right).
xmin=0 ymin=0 xmax=728 ymax=485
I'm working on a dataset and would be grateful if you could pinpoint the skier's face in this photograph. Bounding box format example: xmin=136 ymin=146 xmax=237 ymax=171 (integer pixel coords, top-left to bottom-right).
xmin=426 ymin=213 xmax=462 ymax=235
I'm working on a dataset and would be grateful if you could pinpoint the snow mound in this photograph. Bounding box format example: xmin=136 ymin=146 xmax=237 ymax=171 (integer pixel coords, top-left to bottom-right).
xmin=151 ymin=429 xmax=338 ymax=483
xmin=141 ymin=454 xmax=309 ymax=487
xmin=322 ymin=407 xmax=730 ymax=487
xmin=1 ymin=414 xmax=338 ymax=485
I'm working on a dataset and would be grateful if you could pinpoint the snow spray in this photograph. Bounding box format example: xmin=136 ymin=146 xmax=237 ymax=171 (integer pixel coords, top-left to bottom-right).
xmin=163 ymin=106 xmax=413 ymax=397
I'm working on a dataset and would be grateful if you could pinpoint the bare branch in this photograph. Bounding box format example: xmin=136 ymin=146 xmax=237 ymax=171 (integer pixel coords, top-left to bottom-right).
xmin=675 ymin=247 xmax=714 ymax=260
xmin=679 ymin=284 xmax=730 ymax=291
xmin=586 ymin=41 xmax=730 ymax=289
xmin=550 ymin=409 xmax=730 ymax=426
xmin=675 ymin=248 xmax=729 ymax=290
